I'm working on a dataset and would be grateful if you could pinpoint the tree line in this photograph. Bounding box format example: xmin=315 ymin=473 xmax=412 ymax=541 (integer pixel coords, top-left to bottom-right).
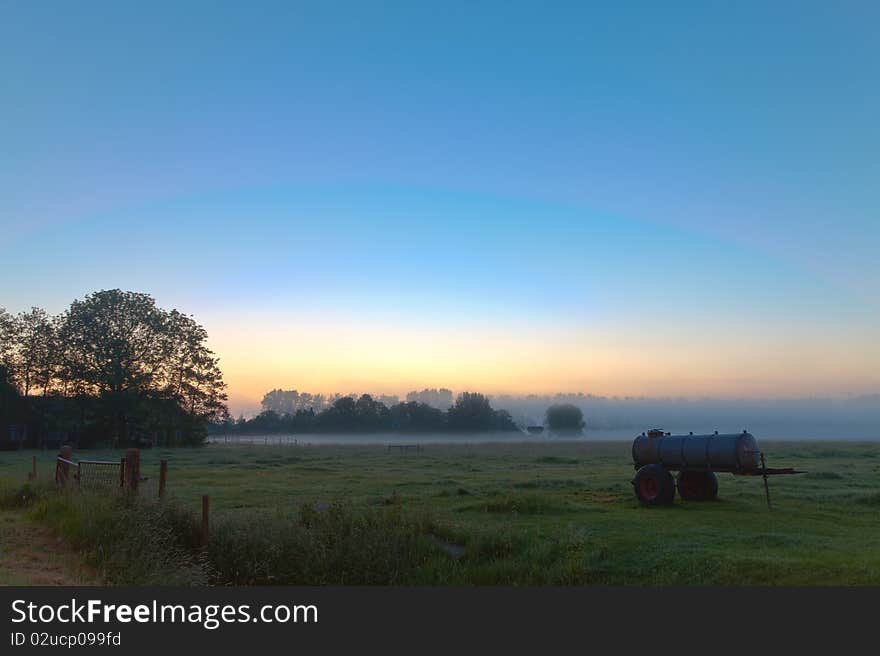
xmin=260 ymin=387 xmax=454 ymax=415
xmin=214 ymin=391 xmax=521 ymax=434
xmin=0 ymin=290 xmax=227 ymax=448
xmin=216 ymin=394 xmax=585 ymax=435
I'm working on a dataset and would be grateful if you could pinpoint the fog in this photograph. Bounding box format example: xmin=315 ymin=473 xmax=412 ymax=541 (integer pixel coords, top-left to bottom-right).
xmin=493 ymin=394 xmax=880 ymax=440
xmin=208 ymin=432 xmax=554 ymax=446
xmin=211 ymin=391 xmax=880 ymax=444
xmin=230 ymin=391 xmax=880 ymax=443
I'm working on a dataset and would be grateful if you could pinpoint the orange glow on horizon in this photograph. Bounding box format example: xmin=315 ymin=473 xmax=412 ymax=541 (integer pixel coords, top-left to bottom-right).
xmin=205 ymin=312 xmax=880 ymax=413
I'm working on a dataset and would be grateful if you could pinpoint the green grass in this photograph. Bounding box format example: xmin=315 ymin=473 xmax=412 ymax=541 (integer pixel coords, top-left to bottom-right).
xmin=1 ymin=440 xmax=878 ymax=585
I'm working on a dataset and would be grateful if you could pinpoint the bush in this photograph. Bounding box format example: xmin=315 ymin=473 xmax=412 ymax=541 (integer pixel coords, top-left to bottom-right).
xmin=545 ymin=404 xmax=585 ymax=432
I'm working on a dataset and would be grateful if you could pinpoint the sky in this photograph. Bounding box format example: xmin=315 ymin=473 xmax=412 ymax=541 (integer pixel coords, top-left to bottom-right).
xmin=1 ymin=1 xmax=878 ymax=414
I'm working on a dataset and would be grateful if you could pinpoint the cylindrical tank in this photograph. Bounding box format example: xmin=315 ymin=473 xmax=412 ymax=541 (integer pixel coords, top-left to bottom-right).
xmin=632 ymin=430 xmax=759 ymax=473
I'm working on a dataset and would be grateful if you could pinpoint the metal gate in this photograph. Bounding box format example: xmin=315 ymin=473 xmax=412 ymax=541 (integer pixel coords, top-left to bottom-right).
xmin=56 ymin=456 xmax=125 ymax=491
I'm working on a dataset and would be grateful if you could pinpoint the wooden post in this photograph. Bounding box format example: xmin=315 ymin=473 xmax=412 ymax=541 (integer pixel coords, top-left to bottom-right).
xmin=58 ymin=445 xmax=73 ymax=487
xmin=28 ymin=455 xmax=36 ymax=481
xmin=124 ymin=448 xmax=140 ymax=493
xmin=119 ymin=458 xmax=126 ymax=488
xmin=201 ymin=495 xmax=210 ymax=547
xmin=158 ymin=460 xmax=167 ymax=498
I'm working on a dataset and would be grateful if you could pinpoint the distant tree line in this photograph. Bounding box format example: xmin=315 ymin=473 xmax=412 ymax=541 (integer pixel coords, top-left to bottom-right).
xmin=0 ymin=290 xmax=227 ymax=448
xmin=214 ymin=391 xmax=518 ymax=434
xmin=260 ymin=387 xmax=453 ymax=415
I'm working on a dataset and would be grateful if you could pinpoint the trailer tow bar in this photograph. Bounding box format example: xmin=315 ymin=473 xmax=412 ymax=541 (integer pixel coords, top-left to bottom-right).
xmin=760 ymin=453 xmax=771 ymax=510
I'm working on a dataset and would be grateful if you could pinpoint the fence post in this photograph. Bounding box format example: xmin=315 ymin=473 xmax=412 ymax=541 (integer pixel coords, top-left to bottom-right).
xmin=28 ymin=455 xmax=36 ymax=481
xmin=124 ymin=448 xmax=140 ymax=493
xmin=158 ymin=460 xmax=168 ymax=498
xmin=119 ymin=458 xmax=126 ymax=488
xmin=201 ymin=495 xmax=210 ymax=547
xmin=58 ymin=445 xmax=73 ymax=488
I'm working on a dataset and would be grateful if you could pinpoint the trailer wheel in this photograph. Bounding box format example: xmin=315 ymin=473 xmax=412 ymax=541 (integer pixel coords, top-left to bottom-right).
xmin=633 ymin=464 xmax=675 ymax=505
xmin=677 ymin=470 xmax=719 ymax=501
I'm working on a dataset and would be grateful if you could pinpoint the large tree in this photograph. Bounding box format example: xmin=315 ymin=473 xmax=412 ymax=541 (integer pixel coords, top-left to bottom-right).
xmin=54 ymin=290 xmax=227 ymax=445
xmin=58 ymin=290 xmax=169 ymax=397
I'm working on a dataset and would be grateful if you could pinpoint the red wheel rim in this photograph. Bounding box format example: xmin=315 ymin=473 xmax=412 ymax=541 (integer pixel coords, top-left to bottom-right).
xmin=639 ymin=475 xmax=659 ymax=500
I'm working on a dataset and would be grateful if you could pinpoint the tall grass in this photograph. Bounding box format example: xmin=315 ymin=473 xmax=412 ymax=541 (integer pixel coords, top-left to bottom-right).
xmin=29 ymin=490 xmax=208 ymax=585
xmin=208 ymin=502 xmax=443 ymax=584
xmin=7 ymin=483 xmax=449 ymax=585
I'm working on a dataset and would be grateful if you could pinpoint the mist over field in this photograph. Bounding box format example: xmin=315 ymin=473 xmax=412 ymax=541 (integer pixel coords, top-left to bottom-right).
xmin=491 ymin=394 xmax=880 ymax=440
xmin=244 ymin=389 xmax=880 ymax=441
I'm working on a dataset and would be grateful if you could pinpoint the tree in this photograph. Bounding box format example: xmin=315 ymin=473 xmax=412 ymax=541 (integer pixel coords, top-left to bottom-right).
xmin=390 ymin=401 xmax=447 ymax=432
xmin=446 ymin=392 xmax=516 ymax=431
xmin=492 ymin=409 xmax=519 ymax=432
xmin=545 ymin=403 xmax=585 ymax=433
xmin=162 ymin=309 xmax=227 ymax=423
xmin=406 ymin=388 xmax=453 ymax=409
xmin=261 ymin=389 xmax=331 ymax=414
xmin=0 ymin=363 xmax=27 ymax=443
xmin=51 ymin=289 xmax=227 ymax=445
xmin=0 ymin=308 xmax=16 ymax=374
xmin=315 ymin=394 xmax=390 ymax=432
xmin=58 ymin=290 xmax=169 ymax=397
xmin=8 ymin=308 xmax=57 ymax=397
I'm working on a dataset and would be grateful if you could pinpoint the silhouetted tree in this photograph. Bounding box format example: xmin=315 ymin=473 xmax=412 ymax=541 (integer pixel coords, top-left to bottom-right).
xmin=315 ymin=394 xmax=391 ymax=432
xmin=447 ymin=392 xmax=517 ymax=432
xmin=220 ymin=390 xmax=520 ymax=435
xmin=406 ymin=388 xmax=453 ymax=409
xmin=1 ymin=290 xmax=227 ymax=447
xmin=390 ymin=401 xmax=447 ymax=432
xmin=0 ymin=308 xmax=16 ymax=371
xmin=545 ymin=403 xmax=585 ymax=432
xmin=0 ymin=308 xmax=56 ymax=397
xmin=163 ymin=309 xmax=228 ymax=424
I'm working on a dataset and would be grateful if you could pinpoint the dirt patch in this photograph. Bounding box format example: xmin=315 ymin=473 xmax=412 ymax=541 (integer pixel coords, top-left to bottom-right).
xmin=0 ymin=511 xmax=100 ymax=585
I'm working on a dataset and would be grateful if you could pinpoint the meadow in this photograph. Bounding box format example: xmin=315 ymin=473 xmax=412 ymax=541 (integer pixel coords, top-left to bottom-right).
xmin=1 ymin=440 xmax=878 ymax=585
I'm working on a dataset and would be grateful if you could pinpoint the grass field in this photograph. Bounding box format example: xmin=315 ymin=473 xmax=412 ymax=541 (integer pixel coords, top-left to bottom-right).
xmin=1 ymin=440 xmax=879 ymax=585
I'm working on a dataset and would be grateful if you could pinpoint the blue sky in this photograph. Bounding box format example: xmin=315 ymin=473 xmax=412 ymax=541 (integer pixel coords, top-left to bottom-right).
xmin=1 ymin=1 xmax=877 ymax=411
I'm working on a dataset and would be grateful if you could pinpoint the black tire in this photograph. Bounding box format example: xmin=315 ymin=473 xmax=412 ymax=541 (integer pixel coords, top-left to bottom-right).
xmin=633 ymin=464 xmax=675 ymax=505
xmin=704 ymin=471 xmax=718 ymax=500
xmin=677 ymin=470 xmax=719 ymax=501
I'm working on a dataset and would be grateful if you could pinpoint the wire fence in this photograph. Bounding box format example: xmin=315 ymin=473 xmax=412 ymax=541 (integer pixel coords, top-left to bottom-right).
xmin=56 ymin=456 xmax=124 ymax=491
xmin=79 ymin=459 xmax=124 ymax=491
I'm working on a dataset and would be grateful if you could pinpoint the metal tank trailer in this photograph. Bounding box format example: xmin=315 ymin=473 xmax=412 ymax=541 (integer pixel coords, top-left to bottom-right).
xmin=631 ymin=429 xmax=802 ymax=507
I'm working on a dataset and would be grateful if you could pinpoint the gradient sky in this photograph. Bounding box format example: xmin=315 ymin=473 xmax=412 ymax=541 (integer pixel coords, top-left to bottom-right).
xmin=1 ymin=1 xmax=878 ymax=413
